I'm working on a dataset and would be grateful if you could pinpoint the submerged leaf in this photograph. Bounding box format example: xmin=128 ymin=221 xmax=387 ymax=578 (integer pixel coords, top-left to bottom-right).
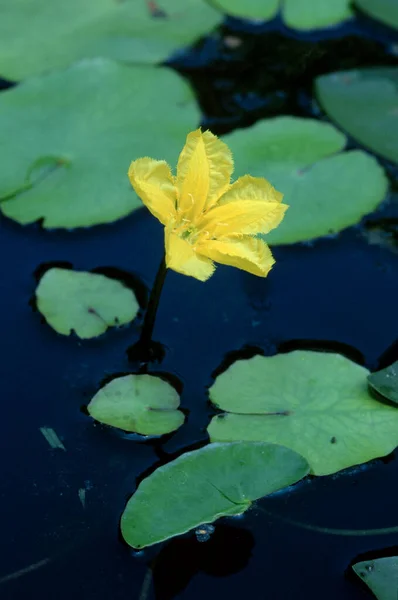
xmin=207 ymin=351 xmax=398 ymax=476
xmin=353 ymin=557 xmax=398 ymax=600
xmin=316 ymin=68 xmax=398 ymax=165
xmin=36 ymin=268 xmax=139 ymax=338
xmin=0 ymin=60 xmax=199 ymax=228
xmin=121 ymin=441 xmax=309 ymax=548
xmin=87 ymin=374 xmax=184 ymax=435
xmin=368 ymin=361 xmax=398 ymax=405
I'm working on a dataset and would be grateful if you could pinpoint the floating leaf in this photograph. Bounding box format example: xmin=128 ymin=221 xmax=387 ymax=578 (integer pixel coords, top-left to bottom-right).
xmin=207 ymin=0 xmax=352 ymax=28
xmin=0 ymin=60 xmax=199 ymax=228
xmin=282 ymin=0 xmax=353 ymax=30
xmin=368 ymin=361 xmax=398 ymax=405
xmin=207 ymin=351 xmax=398 ymax=476
xmin=0 ymin=0 xmax=221 ymax=80
xmin=87 ymin=374 xmax=184 ymax=435
xmin=354 ymin=0 xmax=398 ymax=30
xmin=223 ymin=117 xmax=387 ymax=245
xmin=353 ymin=557 xmax=398 ymax=600
xmin=36 ymin=268 xmax=139 ymax=338
xmin=121 ymin=441 xmax=309 ymax=548
xmin=316 ymin=68 xmax=398 ymax=165
xmin=207 ymin=0 xmax=279 ymax=20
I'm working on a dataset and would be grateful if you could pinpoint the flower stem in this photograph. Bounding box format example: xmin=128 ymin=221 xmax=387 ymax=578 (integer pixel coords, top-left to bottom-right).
xmin=139 ymin=254 xmax=168 ymax=348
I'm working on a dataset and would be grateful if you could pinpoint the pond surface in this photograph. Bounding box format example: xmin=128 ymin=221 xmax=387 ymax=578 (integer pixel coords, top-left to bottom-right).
xmin=1 ymin=11 xmax=398 ymax=600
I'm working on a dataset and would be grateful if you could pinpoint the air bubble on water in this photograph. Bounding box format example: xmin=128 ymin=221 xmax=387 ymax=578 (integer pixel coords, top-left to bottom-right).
xmin=195 ymin=524 xmax=215 ymax=542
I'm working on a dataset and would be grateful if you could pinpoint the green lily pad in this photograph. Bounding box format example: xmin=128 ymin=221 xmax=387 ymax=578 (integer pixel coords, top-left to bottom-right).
xmin=353 ymin=557 xmax=398 ymax=600
xmin=207 ymin=0 xmax=279 ymax=20
xmin=0 ymin=0 xmax=221 ymax=81
xmin=121 ymin=441 xmax=309 ymax=548
xmin=316 ymin=68 xmax=398 ymax=165
xmin=36 ymin=268 xmax=139 ymax=338
xmin=0 ymin=60 xmax=199 ymax=228
xmin=354 ymin=0 xmax=398 ymax=30
xmin=368 ymin=361 xmax=398 ymax=405
xmin=87 ymin=374 xmax=185 ymax=435
xmin=224 ymin=117 xmax=387 ymax=245
xmin=282 ymin=0 xmax=353 ymax=30
xmin=207 ymin=351 xmax=398 ymax=476
xmin=207 ymin=0 xmax=352 ymax=28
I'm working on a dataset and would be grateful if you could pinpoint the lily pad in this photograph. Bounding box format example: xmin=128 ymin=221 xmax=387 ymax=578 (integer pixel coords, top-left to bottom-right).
xmin=316 ymin=68 xmax=398 ymax=165
xmin=0 ymin=60 xmax=199 ymax=228
xmin=0 ymin=0 xmax=221 ymax=80
xmin=224 ymin=117 xmax=387 ymax=245
xmin=368 ymin=361 xmax=398 ymax=405
xmin=354 ymin=0 xmax=398 ymax=30
xmin=282 ymin=0 xmax=353 ymax=29
xmin=36 ymin=268 xmax=139 ymax=338
xmin=87 ymin=374 xmax=184 ymax=435
xmin=207 ymin=0 xmax=352 ymax=28
xmin=207 ymin=351 xmax=398 ymax=476
xmin=353 ymin=557 xmax=398 ymax=600
xmin=121 ymin=441 xmax=309 ymax=548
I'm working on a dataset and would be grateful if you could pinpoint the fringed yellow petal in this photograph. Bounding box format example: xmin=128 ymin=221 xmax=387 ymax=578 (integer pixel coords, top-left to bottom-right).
xmin=197 ymin=237 xmax=275 ymax=277
xmin=176 ymin=129 xmax=233 ymax=218
xmin=128 ymin=158 xmax=177 ymax=226
xmin=218 ymin=174 xmax=284 ymax=205
xmin=199 ymin=200 xmax=288 ymax=239
xmin=165 ymin=230 xmax=215 ymax=282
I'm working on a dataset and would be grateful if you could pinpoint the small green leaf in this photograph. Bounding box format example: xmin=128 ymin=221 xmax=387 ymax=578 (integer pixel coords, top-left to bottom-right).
xmin=368 ymin=361 xmax=398 ymax=405
xmin=206 ymin=0 xmax=279 ymax=19
xmin=316 ymin=68 xmax=398 ymax=165
xmin=223 ymin=117 xmax=387 ymax=245
xmin=353 ymin=557 xmax=398 ymax=600
xmin=87 ymin=374 xmax=184 ymax=435
xmin=36 ymin=268 xmax=139 ymax=338
xmin=354 ymin=0 xmax=398 ymax=30
xmin=282 ymin=0 xmax=353 ymax=30
xmin=207 ymin=351 xmax=398 ymax=476
xmin=0 ymin=0 xmax=221 ymax=80
xmin=121 ymin=441 xmax=309 ymax=548
xmin=0 ymin=60 xmax=199 ymax=228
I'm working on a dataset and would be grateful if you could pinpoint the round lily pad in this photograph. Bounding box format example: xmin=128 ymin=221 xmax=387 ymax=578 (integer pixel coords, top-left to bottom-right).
xmin=0 ymin=60 xmax=199 ymax=228
xmin=353 ymin=557 xmax=398 ymax=600
xmin=316 ymin=68 xmax=398 ymax=165
xmin=282 ymin=0 xmax=353 ymax=30
xmin=223 ymin=117 xmax=387 ymax=245
xmin=207 ymin=0 xmax=279 ymax=20
xmin=207 ymin=351 xmax=398 ymax=476
xmin=354 ymin=0 xmax=398 ymax=30
xmin=207 ymin=0 xmax=352 ymax=28
xmin=36 ymin=268 xmax=139 ymax=338
xmin=87 ymin=374 xmax=185 ymax=435
xmin=0 ymin=0 xmax=221 ymax=81
xmin=121 ymin=441 xmax=309 ymax=548
xmin=368 ymin=361 xmax=398 ymax=405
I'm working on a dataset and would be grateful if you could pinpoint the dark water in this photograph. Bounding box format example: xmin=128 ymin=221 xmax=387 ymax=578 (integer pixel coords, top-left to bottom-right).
xmin=1 ymin=11 xmax=398 ymax=600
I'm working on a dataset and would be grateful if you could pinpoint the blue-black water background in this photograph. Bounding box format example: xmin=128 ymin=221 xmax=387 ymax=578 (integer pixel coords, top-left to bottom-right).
xmin=1 ymin=11 xmax=398 ymax=600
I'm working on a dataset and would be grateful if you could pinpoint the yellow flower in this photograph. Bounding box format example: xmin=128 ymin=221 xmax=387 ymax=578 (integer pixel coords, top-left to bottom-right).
xmin=128 ymin=129 xmax=287 ymax=282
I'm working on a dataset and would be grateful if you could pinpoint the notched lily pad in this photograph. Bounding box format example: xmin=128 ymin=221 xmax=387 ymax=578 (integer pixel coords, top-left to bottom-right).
xmin=354 ymin=0 xmax=398 ymax=30
xmin=368 ymin=361 xmax=398 ymax=405
xmin=316 ymin=68 xmax=398 ymax=165
xmin=87 ymin=374 xmax=184 ymax=435
xmin=224 ymin=117 xmax=387 ymax=245
xmin=0 ymin=0 xmax=221 ymax=80
xmin=121 ymin=441 xmax=309 ymax=548
xmin=207 ymin=351 xmax=398 ymax=476
xmin=353 ymin=557 xmax=398 ymax=600
xmin=208 ymin=0 xmax=352 ymax=29
xmin=36 ymin=267 xmax=139 ymax=338
xmin=0 ymin=60 xmax=199 ymax=228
